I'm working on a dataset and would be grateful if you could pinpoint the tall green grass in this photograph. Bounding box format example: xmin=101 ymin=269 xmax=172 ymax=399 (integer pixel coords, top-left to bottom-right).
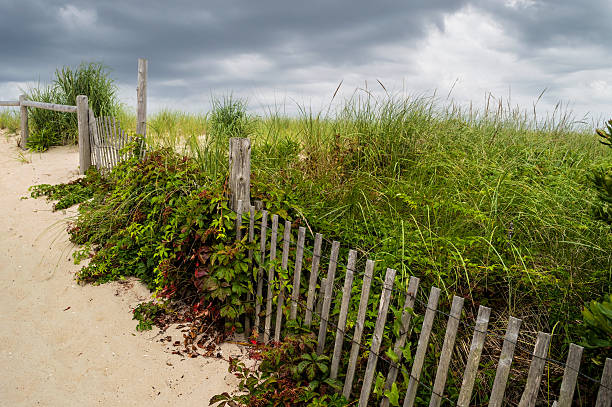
xmin=133 ymin=92 xmax=610 ymax=342
xmin=0 ymin=109 xmax=19 ymax=134
xmin=25 ymin=62 xmax=119 ymax=149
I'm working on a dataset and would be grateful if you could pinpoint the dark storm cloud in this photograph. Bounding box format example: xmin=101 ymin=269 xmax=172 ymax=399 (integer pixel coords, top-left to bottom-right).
xmin=1 ymin=0 xmax=611 ymax=119
xmin=0 ymin=1 xmax=466 ymax=83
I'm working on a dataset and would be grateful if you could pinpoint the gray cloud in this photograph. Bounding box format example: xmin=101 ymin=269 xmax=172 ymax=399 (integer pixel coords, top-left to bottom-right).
xmin=1 ymin=0 xmax=611 ymax=121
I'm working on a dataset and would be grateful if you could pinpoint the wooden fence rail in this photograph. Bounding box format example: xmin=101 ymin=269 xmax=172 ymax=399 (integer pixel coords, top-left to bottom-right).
xmin=0 ymin=95 xmax=91 ymax=173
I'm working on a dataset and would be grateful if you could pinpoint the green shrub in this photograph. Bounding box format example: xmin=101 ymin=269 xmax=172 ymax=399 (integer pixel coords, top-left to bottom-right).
xmin=581 ymin=293 xmax=612 ymax=362
xmin=591 ymin=120 xmax=612 ymax=224
xmin=26 ymin=62 xmax=118 ymax=148
xmin=208 ymin=95 xmax=252 ymax=141
xmin=132 ymin=301 xmax=166 ymax=331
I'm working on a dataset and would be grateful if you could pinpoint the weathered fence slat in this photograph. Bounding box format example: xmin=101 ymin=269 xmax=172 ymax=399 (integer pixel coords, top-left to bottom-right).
xmin=235 ymin=201 xmax=243 ymax=241
xmin=245 ymin=205 xmax=255 ymax=337
xmin=137 ymin=58 xmax=147 ymax=136
xmin=304 ymin=233 xmax=323 ymax=327
xmin=428 ymin=295 xmax=465 ymax=407
xmin=315 ymin=277 xmax=326 ymax=317
xmin=595 ymin=357 xmax=612 ymax=407
xmin=111 ymin=117 xmax=119 ymax=167
xmin=488 ymin=316 xmax=522 ymax=407
xmin=0 ymin=100 xmax=20 ymax=106
xmin=94 ymin=114 xmax=102 ymax=168
xmin=88 ymin=109 xmax=100 ymax=168
xmin=76 ymin=95 xmax=90 ymax=174
xmin=317 ymin=240 xmax=341 ymax=354
xmin=101 ymin=118 xmax=110 ymax=169
xmin=358 ymin=267 xmax=396 ymax=407
xmin=330 ymin=250 xmax=356 ymax=380
xmin=403 ymin=286 xmax=442 ymax=407
xmin=93 ymin=116 xmax=101 ymax=167
xmin=21 ymin=99 xmax=77 ymax=113
xmin=95 ymin=116 xmax=104 ymax=168
xmin=359 ymin=268 xmax=395 ymax=407
xmin=556 ymin=343 xmax=583 ymax=407
xmin=289 ymin=226 xmax=306 ymax=320
xmin=518 ymin=332 xmax=552 ymax=407
xmin=19 ymin=95 xmax=28 ymax=149
xmin=254 ymin=210 xmax=268 ymax=335
xmin=102 ymin=117 xmax=112 ymax=169
xmin=381 ymin=276 xmax=421 ymax=407
xmin=274 ymin=220 xmax=291 ymax=342
xmin=229 ymin=137 xmax=251 ymax=212
xmin=264 ymin=214 xmax=278 ymax=343
xmin=457 ymin=305 xmax=492 ymax=407
xmin=342 ymin=258 xmax=375 ymax=399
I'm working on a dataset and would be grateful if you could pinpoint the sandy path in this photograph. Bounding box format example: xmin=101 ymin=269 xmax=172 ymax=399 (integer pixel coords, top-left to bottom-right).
xmin=0 ymin=132 xmax=241 ymax=406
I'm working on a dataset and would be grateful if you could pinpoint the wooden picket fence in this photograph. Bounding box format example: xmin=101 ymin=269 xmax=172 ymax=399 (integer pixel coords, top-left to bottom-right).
xmin=90 ymin=115 xmax=147 ymax=171
xmin=233 ymin=202 xmax=612 ymax=407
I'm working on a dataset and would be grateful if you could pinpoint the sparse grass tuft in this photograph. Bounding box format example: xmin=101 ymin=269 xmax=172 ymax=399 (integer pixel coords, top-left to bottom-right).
xmin=0 ymin=109 xmax=20 ymax=134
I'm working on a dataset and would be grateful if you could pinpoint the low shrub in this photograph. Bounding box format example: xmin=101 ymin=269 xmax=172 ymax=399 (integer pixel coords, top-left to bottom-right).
xmin=26 ymin=62 xmax=119 ymax=149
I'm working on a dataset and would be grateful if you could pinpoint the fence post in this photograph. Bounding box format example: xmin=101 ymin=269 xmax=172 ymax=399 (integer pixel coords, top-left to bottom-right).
xmin=76 ymin=95 xmax=91 ymax=174
xmin=137 ymin=58 xmax=147 ymax=136
xmin=19 ymin=94 xmax=28 ymax=149
xmin=229 ymin=137 xmax=251 ymax=212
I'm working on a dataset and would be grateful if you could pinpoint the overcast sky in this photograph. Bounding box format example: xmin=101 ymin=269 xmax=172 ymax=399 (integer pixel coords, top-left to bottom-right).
xmin=1 ymin=0 xmax=611 ymax=125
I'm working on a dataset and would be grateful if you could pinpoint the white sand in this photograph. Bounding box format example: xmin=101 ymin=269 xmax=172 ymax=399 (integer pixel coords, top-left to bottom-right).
xmin=0 ymin=132 xmax=242 ymax=406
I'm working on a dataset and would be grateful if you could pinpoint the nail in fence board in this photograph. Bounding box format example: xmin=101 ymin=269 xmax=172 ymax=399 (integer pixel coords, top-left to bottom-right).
xmin=245 ymin=205 xmax=255 ymax=337
xmin=342 ymin=259 xmax=375 ymax=399
xmin=556 ymin=343 xmax=583 ymax=407
xmin=403 ymin=286 xmax=442 ymax=407
xmin=330 ymin=250 xmax=356 ymax=380
xmin=381 ymin=276 xmax=421 ymax=407
xmin=488 ymin=316 xmax=523 ymax=407
xmin=358 ymin=267 xmax=396 ymax=407
xmin=263 ymin=215 xmax=278 ymax=343
xmin=289 ymin=227 xmax=306 ymax=320
xmin=304 ymin=233 xmax=323 ymax=328
xmin=254 ymin=210 xmax=268 ymax=335
xmin=457 ymin=305 xmax=492 ymax=407
xmin=274 ymin=220 xmax=291 ymax=342
xmin=518 ymin=332 xmax=551 ymax=407
xmin=595 ymin=357 xmax=611 ymax=407
xmin=317 ymin=240 xmax=341 ymax=355
xmin=427 ymin=295 xmax=465 ymax=407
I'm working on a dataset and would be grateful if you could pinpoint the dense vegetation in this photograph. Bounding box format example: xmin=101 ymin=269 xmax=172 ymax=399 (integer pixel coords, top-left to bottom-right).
xmin=9 ymin=83 xmax=610 ymax=405
xmin=0 ymin=62 xmax=119 ymax=151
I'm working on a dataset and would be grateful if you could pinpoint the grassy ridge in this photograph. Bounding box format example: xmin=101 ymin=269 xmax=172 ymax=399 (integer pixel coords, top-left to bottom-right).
xmin=112 ymin=94 xmax=609 ymax=402
xmin=115 ymin=94 xmax=611 ymax=334
xmin=18 ymin=91 xmax=610 ymax=404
